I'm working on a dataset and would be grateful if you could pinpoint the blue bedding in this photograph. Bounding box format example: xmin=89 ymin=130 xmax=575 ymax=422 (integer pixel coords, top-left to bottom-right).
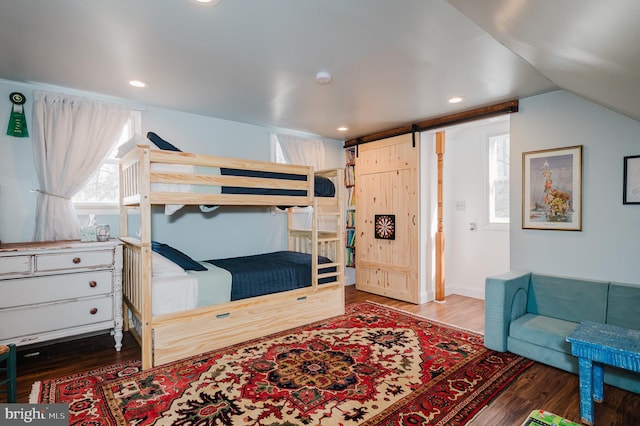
xmin=204 ymin=251 xmax=336 ymax=301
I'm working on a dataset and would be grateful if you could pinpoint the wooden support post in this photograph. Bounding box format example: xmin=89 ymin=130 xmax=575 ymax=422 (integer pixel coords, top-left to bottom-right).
xmin=435 ymin=132 xmax=445 ymax=302
xmin=139 ymin=147 xmax=153 ymax=369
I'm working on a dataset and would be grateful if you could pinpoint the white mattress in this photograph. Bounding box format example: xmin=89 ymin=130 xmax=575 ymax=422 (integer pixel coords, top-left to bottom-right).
xmin=151 ymin=274 xmax=198 ymax=315
xmin=151 ymin=261 xmax=232 ymax=316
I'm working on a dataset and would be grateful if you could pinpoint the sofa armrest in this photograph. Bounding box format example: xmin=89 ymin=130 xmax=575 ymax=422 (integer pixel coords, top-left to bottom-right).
xmin=484 ymin=271 xmax=531 ymax=351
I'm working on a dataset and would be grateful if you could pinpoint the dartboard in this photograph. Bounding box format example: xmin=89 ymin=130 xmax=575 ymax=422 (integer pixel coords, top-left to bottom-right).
xmin=374 ymin=214 xmax=395 ymax=240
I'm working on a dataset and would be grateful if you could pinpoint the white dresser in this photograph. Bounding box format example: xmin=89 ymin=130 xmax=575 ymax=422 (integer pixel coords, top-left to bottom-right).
xmin=0 ymin=239 xmax=123 ymax=351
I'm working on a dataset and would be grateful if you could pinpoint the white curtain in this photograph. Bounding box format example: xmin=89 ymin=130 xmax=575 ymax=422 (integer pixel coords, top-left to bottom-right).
xmin=31 ymin=90 xmax=131 ymax=241
xmin=275 ymin=133 xmax=326 ymax=170
xmin=273 ymin=133 xmax=327 ymax=228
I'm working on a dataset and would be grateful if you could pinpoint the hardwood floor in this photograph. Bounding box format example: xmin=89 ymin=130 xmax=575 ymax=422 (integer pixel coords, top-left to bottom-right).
xmin=8 ymin=285 xmax=640 ymax=425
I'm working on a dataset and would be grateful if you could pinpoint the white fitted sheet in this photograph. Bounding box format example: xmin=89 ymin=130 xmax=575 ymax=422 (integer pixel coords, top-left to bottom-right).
xmin=151 ymin=262 xmax=232 ymax=316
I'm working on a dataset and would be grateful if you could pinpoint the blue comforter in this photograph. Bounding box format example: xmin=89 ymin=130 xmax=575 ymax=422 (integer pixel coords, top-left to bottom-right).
xmin=205 ymin=251 xmax=336 ymax=301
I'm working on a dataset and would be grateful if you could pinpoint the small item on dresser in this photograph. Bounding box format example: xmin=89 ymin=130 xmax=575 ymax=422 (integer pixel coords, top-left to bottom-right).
xmin=81 ymin=214 xmax=98 ymax=242
xmin=96 ymin=224 xmax=110 ymax=242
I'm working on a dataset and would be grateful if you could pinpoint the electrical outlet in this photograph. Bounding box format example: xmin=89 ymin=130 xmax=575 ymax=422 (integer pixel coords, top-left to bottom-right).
xmin=456 ymin=200 xmax=465 ymax=211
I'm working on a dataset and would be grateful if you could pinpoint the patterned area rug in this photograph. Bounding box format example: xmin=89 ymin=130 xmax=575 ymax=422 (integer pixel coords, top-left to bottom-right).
xmin=33 ymin=302 xmax=532 ymax=425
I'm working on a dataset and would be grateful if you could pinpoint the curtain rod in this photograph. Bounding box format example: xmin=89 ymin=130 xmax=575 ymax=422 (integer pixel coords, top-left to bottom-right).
xmin=344 ymin=99 xmax=518 ymax=148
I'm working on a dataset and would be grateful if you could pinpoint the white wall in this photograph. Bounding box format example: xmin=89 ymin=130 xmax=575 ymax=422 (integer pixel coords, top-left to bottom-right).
xmin=0 ymin=79 xmax=344 ymax=261
xmin=420 ymin=133 xmax=437 ymax=302
xmin=0 ymin=80 xmax=38 ymax=244
xmin=511 ymin=90 xmax=640 ymax=283
xmin=441 ymin=118 xmax=510 ymax=299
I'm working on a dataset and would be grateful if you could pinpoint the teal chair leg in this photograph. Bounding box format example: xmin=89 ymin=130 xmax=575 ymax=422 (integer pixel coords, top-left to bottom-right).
xmin=0 ymin=344 xmax=17 ymax=403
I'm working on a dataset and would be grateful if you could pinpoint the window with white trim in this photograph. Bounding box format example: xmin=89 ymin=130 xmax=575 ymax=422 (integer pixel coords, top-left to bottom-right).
xmin=73 ymin=111 xmax=141 ymax=210
xmin=487 ymin=133 xmax=510 ymax=225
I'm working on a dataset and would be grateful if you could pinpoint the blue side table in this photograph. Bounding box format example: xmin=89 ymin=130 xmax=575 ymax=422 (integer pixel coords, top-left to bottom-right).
xmin=566 ymin=321 xmax=640 ymax=425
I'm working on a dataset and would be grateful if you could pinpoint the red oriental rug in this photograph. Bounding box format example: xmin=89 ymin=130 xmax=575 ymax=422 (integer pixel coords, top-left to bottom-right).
xmin=32 ymin=302 xmax=532 ymax=425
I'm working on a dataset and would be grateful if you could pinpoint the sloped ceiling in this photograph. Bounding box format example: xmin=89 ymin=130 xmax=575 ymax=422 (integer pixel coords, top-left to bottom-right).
xmin=449 ymin=0 xmax=640 ymax=123
xmin=0 ymin=1 xmax=636 ymax=140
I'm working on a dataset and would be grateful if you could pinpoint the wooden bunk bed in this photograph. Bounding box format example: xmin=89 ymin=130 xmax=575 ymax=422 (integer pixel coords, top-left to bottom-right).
xmin=119 ymin=144 xmax=345 ymax=369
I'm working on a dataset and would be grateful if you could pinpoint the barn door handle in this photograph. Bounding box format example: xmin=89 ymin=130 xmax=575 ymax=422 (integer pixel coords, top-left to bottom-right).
xmin=412 ymin=215 xmax=416 ymax=225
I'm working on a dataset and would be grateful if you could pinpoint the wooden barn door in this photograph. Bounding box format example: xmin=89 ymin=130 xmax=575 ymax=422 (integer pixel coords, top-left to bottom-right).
xmin=355 ymin=133 xmax=419 ymax=303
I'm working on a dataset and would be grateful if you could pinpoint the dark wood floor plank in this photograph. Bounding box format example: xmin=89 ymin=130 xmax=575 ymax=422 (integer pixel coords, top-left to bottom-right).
xmin=7 ymin=285 xmax=639 ymax=425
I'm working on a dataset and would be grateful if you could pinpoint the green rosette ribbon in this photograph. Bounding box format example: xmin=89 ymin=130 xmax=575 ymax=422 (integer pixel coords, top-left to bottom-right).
xmin=7 ymin=92 xmax=29 ymax=137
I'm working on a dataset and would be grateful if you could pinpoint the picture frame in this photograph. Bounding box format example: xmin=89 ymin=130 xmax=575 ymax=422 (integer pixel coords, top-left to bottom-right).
xmin=623 ymin=155 xmax=640 ymax=204
xmin=522 ymin=145 xmax=582 ymax=231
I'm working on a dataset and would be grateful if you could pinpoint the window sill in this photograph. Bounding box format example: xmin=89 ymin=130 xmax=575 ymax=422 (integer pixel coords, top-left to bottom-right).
xmin=74 ymin=204 xmax=128 ymax=216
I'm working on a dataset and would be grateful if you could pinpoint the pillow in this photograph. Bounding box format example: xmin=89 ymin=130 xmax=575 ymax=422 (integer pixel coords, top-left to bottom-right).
xmin=152 ymin=252 xmax=187 ymax=276
xmin=151 ymin=241 xmax=206 ymax=271
xmin=147 ymin=131 xmax=182 ymax=151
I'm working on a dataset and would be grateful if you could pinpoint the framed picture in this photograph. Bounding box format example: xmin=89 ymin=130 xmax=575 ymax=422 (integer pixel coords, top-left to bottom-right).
xmin=623 ymin=155 xmax=640 ymax=204
xmin=522 ymin=145 xmax=582 ymax=231
xmin=374 ymin=214 xmax=395 ymax=240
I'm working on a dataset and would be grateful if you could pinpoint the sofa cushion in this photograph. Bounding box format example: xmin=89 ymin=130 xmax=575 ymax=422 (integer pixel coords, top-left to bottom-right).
xmin=507 ymin=336 xmax=579 ymax=374
xmin=527 ymin=274 xmax=608 ymax=323
xmin=510 ymin=313 xmax=579 ymax=354
xmin=607 ymin=282 xmax=640 ymax=330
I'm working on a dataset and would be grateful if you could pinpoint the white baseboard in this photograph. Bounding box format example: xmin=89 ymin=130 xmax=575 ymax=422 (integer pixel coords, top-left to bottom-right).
xmin=446 ymin=286 xmax=485 ymax=300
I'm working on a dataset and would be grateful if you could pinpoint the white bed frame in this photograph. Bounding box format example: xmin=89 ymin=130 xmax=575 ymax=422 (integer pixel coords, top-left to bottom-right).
xmin=119 ymin=145 xmax=345 ymax=369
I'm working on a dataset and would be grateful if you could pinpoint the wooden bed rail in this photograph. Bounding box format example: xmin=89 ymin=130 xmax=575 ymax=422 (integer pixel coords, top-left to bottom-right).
xmin=120 ymin=239 xmax=153 ymax=366
xmin=122 ymin=244 xmax=143 ymax=317
xmin=120 ymin=145 xmax=318 ymax=207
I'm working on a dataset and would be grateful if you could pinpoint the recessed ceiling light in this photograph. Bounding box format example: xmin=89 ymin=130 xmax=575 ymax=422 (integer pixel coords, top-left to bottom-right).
xmin=315 ymin=71 xmax=332 ymax=85
xmin=337 ymin=127 xmax=348 ymax=132
xmin=448 ymin=96 xmax=464 ymax=104
xmin=128 ymin=80 xmax=148 ymax=88
xmin=191 ymin=0 xmax=221 ymax=5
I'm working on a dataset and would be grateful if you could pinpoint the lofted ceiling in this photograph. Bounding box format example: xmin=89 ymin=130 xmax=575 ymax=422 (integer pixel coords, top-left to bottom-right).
xmin=0 ymin=1 xmax=637 ymax=141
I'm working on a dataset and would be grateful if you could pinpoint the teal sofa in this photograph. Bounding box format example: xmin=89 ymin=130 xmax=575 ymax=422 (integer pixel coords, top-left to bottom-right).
xmin=484 ymin=271 xmax=640 ymax=394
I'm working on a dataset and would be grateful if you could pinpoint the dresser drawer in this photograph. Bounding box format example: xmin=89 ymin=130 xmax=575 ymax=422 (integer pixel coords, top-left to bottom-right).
xmin=0 ymin=270 xmax=113 ymax=308
xmin=0 ymin=255 xmax=32 ymax=277
xmin=0 ymin=296 xmax=114 ymax=340
xmin=35 ymin=249 xmax=114 ymax=272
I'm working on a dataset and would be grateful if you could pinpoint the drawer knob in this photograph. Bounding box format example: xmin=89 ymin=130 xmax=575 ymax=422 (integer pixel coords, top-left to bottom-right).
xmin=90 ymin=308 xmax=98 ymax=315
xmin=89 ymin=281 xmax=97 ymax=288
xmin=73 ymin=257 xmax=82 ymax=264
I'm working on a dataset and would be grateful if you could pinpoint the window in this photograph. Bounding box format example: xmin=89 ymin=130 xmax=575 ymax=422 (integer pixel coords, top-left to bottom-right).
xmin=270 ymin=134 xmax=309 ymax=215
xmin=487 ymin=133 xmax=510 ymax=225
xmin=270 ymin=133 xmax=324 ymax=221
xmin=73 ymin=111 xmax=141 ymax=211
